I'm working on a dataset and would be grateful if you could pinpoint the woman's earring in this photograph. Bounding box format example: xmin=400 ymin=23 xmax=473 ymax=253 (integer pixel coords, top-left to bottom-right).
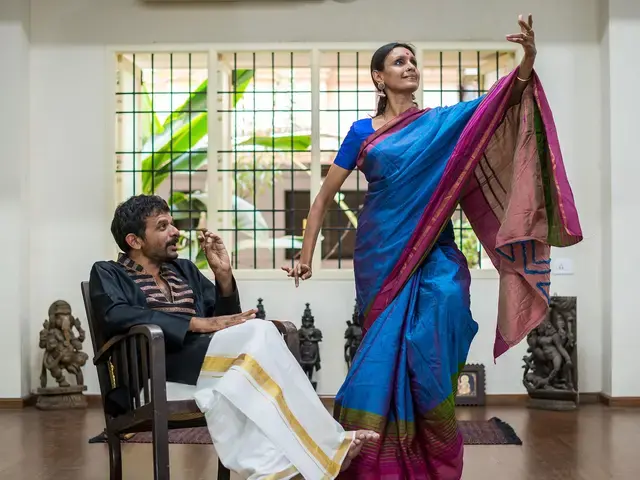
xmin=377 ymin=82 xmax=386 ymax=97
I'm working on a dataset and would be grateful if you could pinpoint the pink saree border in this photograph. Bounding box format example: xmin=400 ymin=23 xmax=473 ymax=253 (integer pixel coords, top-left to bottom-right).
xmin=357 ymin=68 xmax=582 ymax=361
xmin=355 ymin=107 xmax=429 ymax=170
xmin=361 ymin=72 xmax=516 ymax=331
xmin=532 ymin=75 xmax=582 ymax=239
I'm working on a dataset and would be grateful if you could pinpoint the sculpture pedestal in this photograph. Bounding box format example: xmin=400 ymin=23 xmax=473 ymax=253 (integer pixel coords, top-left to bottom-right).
xmin=526 ymin=389 xmax=578 ymax=411
xmin=36 ymin=385 xmax=88 ymax=410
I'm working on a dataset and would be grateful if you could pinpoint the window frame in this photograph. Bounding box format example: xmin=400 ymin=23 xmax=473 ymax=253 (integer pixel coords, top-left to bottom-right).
xmin=107 ymin=42 xmax=520 ymax=281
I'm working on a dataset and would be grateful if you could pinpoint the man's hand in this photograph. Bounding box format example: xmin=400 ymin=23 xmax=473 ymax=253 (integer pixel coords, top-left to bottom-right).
xmin=189 ymin=309 xmax=258 ymax=333
xmin=198 ymin=230 xmax=232 ymax=275
xmin=198 ymin=229 xmax=234 ymax=295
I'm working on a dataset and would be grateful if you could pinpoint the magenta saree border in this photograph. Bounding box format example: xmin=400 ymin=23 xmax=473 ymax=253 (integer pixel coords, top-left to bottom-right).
xmin=360 ymin=72 xmax=517 ymax=331
xmin=532 ymin=74 xmax=582 ymax=241
xmin=355 ymin=68 xmax=582 ymax=363
xmin=355 ymin=107 xmax=429 ymax=170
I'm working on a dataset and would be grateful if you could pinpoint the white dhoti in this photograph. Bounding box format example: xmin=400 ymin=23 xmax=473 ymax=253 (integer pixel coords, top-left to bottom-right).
xmin=193 ymin=320 xmax=354 ymax=480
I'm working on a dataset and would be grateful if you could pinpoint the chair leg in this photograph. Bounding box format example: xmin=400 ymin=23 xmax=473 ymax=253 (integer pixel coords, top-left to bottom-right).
xmin=217 ymin=459 xmax=231 ymax=480
xmin=152 ymin=418 xmax=170 ymax=480
xmin=107 ymin=432 xmax=123 ymax=480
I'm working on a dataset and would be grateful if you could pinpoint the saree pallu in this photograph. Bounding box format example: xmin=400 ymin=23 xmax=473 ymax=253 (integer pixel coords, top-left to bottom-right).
xmin=334 ymin=69 xmax=582 ymax=479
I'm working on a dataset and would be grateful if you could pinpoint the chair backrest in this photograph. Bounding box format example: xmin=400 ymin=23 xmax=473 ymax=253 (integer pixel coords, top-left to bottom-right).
xmin=81 ymin=281 xmax=107 ymax=356
xmin=81 ymin=281 xmax=115 ymax=399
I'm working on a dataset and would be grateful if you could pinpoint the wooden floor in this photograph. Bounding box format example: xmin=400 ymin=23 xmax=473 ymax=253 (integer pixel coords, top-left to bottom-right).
xmin=0 ymin=404 xmax=638 ymax=479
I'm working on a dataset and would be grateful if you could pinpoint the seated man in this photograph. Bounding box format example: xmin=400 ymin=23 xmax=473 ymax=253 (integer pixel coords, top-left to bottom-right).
xmin=89 ymin=194 xmax=377 ymax=480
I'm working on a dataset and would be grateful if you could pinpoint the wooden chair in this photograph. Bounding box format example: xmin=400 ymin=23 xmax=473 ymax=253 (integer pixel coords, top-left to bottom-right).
xmin=80 ymin=281 xmax=301 ymax=480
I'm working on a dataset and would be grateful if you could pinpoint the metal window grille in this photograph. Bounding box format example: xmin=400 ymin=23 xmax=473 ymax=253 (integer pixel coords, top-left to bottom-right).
xmin=317 ymin=51 xmax=373 ymax=269
xmin=216 ymin=51 xmax=312 ymax=269
xmin=114 ymin=48 xmax=515 ymax=271
xmin=422 ymin=50 xmax=515 ymax=268
xmin=115 ymin=52 xmax=209 ymax=266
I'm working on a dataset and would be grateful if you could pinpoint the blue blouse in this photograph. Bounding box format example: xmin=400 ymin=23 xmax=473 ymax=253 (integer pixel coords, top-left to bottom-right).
xmin=332 ymin=116 xmax=455 ymax=241
xmin=333 ymin=118 xmax=375 ymax=171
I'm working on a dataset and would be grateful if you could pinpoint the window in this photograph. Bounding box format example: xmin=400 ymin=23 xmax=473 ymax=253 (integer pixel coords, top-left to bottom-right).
xmin=114 ymin=46 xmax=515 ymax=271
xmin=115 ymin=52 xmax=209 ymax=266
xmin=217 ymin=51 xmax=312 ymax=270
xmin=284 ymin=189 xmax=366 ymax=262
xmin=421 ymin=51 xmax=515 ymax=268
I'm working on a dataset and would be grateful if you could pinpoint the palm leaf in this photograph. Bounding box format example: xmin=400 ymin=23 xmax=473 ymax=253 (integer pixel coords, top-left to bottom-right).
xmin=238 ymin=134 xmax=312 ymax=151
xmin=152 ymin=147 xmax=208 ymax=190
xmin=162 ymin=79 xmax=207 ymax=128
xmin=141 ymin=70 xmax=255 ymax=194
xmin=168 ymin=191 xmax=207 ymax=220
xmin=194 ymin=248 xmax=208 ymax=269
xmin=162 ymin=69 xmax=253 ymax=128
xmin=141 ymin=113 xmax=208 ymax=194
xmin=139 ymin=83 xmax=164 ymax=144
xmin=231 ymin=69 xmax=254 ymax=106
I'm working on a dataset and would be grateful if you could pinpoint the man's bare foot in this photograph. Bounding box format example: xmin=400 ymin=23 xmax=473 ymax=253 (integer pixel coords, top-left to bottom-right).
xmin=340 ymin=430 xmax=379 ymax=472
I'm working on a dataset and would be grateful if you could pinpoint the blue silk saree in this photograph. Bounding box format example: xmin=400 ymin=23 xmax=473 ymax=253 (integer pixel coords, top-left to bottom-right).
xmin=333 ymin=69 xmax=583 ymax=479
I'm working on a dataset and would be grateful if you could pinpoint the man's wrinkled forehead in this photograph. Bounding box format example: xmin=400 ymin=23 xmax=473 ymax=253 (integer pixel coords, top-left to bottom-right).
xmin=145 ymin=210 xmax=173 ymax=227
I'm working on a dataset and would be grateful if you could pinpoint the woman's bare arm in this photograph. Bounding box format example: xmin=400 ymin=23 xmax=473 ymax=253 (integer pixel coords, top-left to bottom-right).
xmin=506 ymin=14 xmax=537 ymax=107
xmin=282 ymin=164 xmax=351 ymax=286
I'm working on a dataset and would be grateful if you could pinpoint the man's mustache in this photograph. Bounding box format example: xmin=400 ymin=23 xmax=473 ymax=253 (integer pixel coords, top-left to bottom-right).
xmin=167 ymin=238 xmax=179 ymax=247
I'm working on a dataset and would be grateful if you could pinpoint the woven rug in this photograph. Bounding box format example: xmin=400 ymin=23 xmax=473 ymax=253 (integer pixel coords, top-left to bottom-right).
xmin=89 ymin=417 xmax=521 ymax=446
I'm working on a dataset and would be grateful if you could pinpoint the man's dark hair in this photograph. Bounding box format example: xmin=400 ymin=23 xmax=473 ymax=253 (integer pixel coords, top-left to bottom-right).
xmin=110 ymin=195 xmax=170 ymax=252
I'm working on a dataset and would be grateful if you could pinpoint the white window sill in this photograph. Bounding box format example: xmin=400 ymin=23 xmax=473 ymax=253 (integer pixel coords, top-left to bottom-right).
xmin=201 ymin=267 xmax=499 ymax=282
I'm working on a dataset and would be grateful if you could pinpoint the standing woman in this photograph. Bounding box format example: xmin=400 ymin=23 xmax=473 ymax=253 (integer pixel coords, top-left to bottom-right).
xmin=284 ymin=14 xmax=582 ymax=480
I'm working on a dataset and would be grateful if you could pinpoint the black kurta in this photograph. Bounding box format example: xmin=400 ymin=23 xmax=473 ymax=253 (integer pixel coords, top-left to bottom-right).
xmin=89 ymin=256 xmax=242 ymax=385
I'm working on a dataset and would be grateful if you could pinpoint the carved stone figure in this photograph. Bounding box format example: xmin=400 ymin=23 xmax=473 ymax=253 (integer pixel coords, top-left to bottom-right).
xmin=256 ymin=298 xmax=266 ymax=320
xmin=297 ymin=303 xmax=322 ymax=390
xmin=36 ymin=300 xmax=89 ymax=410
xmin=522 ymin=296 xmax=578 ymax=410
xmin=344 ymin=301 xmax=363 ymax=369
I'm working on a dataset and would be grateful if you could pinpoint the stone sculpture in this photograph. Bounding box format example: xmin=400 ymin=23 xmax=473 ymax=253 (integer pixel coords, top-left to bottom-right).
xmin=256 ymin=298 xmax=266 ymax=320
xmin=522 ymin=296 xmax=578 ymax=410
xmin=297 ymin=303 xmax=322 ymax=390
xmin=37 ymin=300 xmax=89 ymax=410
xmin=344 ymin=300 xmax=363 ymax=369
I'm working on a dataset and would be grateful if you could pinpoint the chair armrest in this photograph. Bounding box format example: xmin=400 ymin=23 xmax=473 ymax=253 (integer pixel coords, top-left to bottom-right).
xmin=94 ymin=324 xmax=168 ymax=414
xmin=269 ymin=320 xmax=301 ymax=362
xmin=93 ymin=324 xmax=165 ymax=365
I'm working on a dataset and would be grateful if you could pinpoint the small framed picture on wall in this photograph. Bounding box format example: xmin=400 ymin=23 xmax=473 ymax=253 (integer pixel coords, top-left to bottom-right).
xmin=455 ymin=364 xmax=486 ymax=406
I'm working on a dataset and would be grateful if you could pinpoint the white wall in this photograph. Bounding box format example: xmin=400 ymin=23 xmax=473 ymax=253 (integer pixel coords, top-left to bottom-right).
xmin=30 ymin=0 xmax=598 ymax=45
xmin=18 ymin=0 xmax=604 ymax=397
xmin=604 ymin=0 xmax=640 ymax=397
xmin=0 ymin=0 xmax=31 ymax=398
xmin=239 ymin=276 xmax=523 ymax=396
xmin=599 ymin=0 xmax=613 ymax=397
xmin=29 ymin=45 xmax=114 ymax=395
